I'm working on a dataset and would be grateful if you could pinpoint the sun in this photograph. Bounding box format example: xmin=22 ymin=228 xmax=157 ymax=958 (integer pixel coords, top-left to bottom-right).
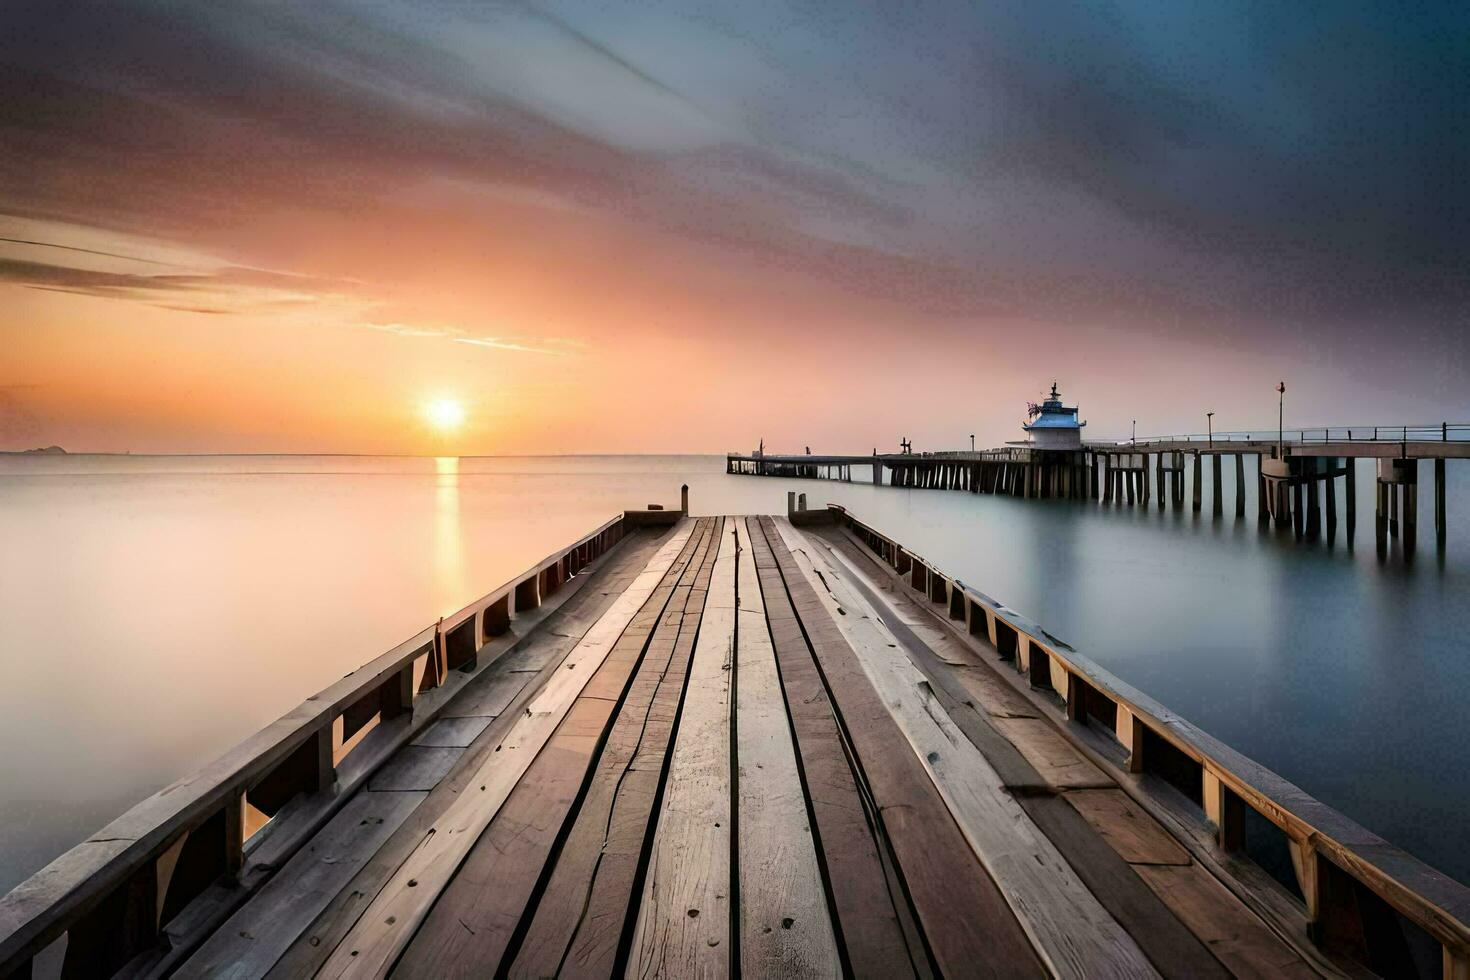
xmin=424 ymin=397 xmax=466 ymax=433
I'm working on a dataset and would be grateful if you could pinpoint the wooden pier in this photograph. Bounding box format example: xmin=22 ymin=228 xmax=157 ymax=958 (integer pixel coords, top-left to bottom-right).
xmin=729 ymin=425 xmax=1467 ymax=555
xmin=3 ymin=503 xmax=1467 ymax=978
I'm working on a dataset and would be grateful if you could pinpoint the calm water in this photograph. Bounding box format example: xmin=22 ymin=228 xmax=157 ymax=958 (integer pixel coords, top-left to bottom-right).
xmin=1 ymin=453 xmax=1467 ymax=894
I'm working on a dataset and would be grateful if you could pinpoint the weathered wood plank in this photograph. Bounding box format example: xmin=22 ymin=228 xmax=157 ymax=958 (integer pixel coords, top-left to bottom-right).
xmin=312 ymin=522 xmax=696 ymax=979
xmin=814 ymin=527 xmax=1232 ymax=980
xmin=760 ymin=518 xmax=1041 ymax=979
xmin=952 ymin=664 xmax=1040 ymax=719
xmin=390 ymin=702 xmax=613 ymax=977
xmin=263 ymin=525 xmax=679 ymax=980
xmin=364 ymin=746 xmax=461 ymax=793
xmin=775 ymin=519 xmax=1156 ymax=980
xmin=1064 ymin=789 xmax=1191 ymax=867
xmin=510 ymin=518 xmax=722 ymax=979
xmin=732 ymin=519 xmax=842 ymax=978
xmin=989 ymin=717 xmax=1114 ymax=790
xmin=628 ymin=521 xmax=737 ymax=978
xmin=748 ymin=518 xmax=919 ymax=979
xmin=408 ymin=716 xmax=494 ymax=748
xmin=175 ymin=790 xmax=425 ymax=979
xmin=396 ymin=519 xmax=716 ymax=978
xmin=1135 ymin=863 xmax=1320 ymax=978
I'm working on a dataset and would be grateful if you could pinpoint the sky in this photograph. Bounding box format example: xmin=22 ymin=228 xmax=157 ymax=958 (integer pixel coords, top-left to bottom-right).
xmin=1 ymin=0 xmax=1466 ymax=454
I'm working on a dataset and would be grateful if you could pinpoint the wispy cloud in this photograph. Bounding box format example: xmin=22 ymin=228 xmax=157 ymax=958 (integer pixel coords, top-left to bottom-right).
xmin=453 ymin=336 xmax=584 ymax=356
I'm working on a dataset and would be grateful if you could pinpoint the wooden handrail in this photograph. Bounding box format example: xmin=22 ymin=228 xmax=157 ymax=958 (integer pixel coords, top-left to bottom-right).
xmin=831 ymin=505 xmax=1470 ymax=973
xmin=0 ymin=513 xmax=629 ymax=974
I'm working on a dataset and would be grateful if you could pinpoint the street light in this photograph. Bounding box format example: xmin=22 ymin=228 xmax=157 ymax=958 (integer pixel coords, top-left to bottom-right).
xmin=1131 ymin=420 xmax=1137 ymax=446
xmin=1206 ymin=411 xmax=1214 ymax=448
xmin=970 ymin=434 xmax=975 ymax=452
xmin=1276 ymin=382 xmax=1286 ymax=458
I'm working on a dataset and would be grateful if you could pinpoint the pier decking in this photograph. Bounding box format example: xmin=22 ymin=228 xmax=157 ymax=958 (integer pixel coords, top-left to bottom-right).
xmin=3 ymin=508 xmax=1466 ymax=978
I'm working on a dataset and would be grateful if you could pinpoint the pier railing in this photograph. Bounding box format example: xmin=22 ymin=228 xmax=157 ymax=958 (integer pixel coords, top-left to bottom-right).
xmin=833 ymin=505 xmax=1470 ymax=978
xmin=1092 ymin=422 xmax=1470 ymax=448
xmin=0 ymin=514 xmax=631 ymax=978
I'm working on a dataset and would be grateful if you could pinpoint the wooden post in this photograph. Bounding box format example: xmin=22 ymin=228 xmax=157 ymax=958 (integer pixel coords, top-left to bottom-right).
xmin=1156 ymin=452 xmax=1165 ymax=511
xmin=1346 ymin=458 xmax=1357 ymax=545
xmin=1306 ymin=458 xmax=1321 ymax=540
xmin=1202 ymin=771 xmax=1244 ymax=851
xmin=1192 ymin=452 xmax=1202 ymax=512
xmin=1125 ymin=465 xmax=1136 ymax=504
xmin=1292 ymin=481 xmax=1304 ymax=540
xmin=1091 ymin=453 xmax=1099 ymax=498
xmin=1390 ymin=478 xmax=1399 ymax=538
xmin=1376 ymin=479 xmax=1389 ymax=554
xmin=1404 ymin=458 xmax=1418 ymax=556
xmin=1325 ymin=464 xmax=1338 ymax=545
xmin=1211 ymin=453 xmax=1223 ymax=516
xmin=1257 ymin=455 xmax=1270 ymax=521
xmin=1436 ymin=458 xmax=1447 ymax=549
xmin=1102 ymin=455 xmax=1112 ymax=502
xmin=1233 ymin=453 xmax=1245 ymax=517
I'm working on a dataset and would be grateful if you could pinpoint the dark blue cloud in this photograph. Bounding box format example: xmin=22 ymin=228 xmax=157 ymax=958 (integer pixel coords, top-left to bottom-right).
xmin=1 ymin=0 xmax=1465 ymax=335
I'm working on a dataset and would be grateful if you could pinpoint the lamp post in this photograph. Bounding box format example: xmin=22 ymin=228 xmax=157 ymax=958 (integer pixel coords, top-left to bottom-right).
xmin=1206 ymin=411 xmax=1214 ymax=448
xmin=1276 ymin=382 xmax=1286 ymax=458
xmin=970 ymin=434 xmax=975 ymax=452
xmin=1131 ymin=419 xmax=1136 ymax=446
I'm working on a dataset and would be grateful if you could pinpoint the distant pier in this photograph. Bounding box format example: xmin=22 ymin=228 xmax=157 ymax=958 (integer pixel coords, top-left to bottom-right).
xmin=727 ymin=423 xmax=1469 ymax=556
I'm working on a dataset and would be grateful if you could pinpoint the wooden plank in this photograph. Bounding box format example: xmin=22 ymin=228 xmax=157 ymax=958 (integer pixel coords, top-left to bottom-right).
xmin=760 ymin=518 xmax=1041 ymax=979
xmin=989 ymin=717 xmax=1114 ymax=790
xmin=312 ymin=521 xmax=697 ymax=979
xmin=364 ymin=746 xmax=460 ymax=792
xmin=813 ymin=527 xmax=1231 ymax=980
xmin=511 ymin=518 xmax=723 ymax=979
xmin=265 ymin=524 xmax=681 ymax=980
xmin=628 ymin=521 xmax=737 ymax=978
xmin=397 ymin=519 xmax=717 ymax=978
xmin=1064 ymin=789 xmax=1191 ymax=867
xmin=732 ymin=519 xmax=842 ymax=977
xmin=774 ymin=519 xmax=1157 ymax=980
xmin=1135 ymin=863 xmax=1320 ymax=979
xmin=391 ymin=701 xmax=615 ymax=977
xmin=952 ymin=664 xmax=1039 ymax=720
xmin=409 ymin=716 xmax=493 ymax=748
xmin=174 ymin=791 xmax=425 ymax=979
xmin=748 ymin=518 xmax=920 ymax=979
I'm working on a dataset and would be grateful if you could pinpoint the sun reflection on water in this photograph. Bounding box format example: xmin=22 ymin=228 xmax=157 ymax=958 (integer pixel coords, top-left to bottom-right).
xmin=434 ymin=456 xmax=466 ymax=608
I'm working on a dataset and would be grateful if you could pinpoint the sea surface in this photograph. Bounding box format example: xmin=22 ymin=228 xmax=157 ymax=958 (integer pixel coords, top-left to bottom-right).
xmin=1 ymin=452 xmax=1467 ymax=895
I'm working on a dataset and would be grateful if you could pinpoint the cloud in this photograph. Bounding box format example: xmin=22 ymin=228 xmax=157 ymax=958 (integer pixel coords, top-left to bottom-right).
xmin=453 ymin=336 xmax=584 ymax=356
xmin=0 ymin=0 xmax=1464 ymax=337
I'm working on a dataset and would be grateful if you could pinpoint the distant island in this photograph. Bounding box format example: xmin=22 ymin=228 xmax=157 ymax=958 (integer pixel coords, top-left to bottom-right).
xmin=3 ymin=446 xmax=67 ymax=455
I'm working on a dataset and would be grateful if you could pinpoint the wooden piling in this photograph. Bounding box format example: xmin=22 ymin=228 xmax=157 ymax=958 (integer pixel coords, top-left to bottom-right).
xmin=1102 ymin=455 xmax=1113 ymax=503
xmin=1436 ymin=458 xmax=1447 ymax=548
xmin=1257 ymin=455 xmax=1269 ymax=522
xmin=1404 ymin=459 xmax=1418 ymax=556
xmin=1234 ymin=454 xmax=1245 ymax=518
xmin=1156 ymin=452 xmax=1165 ymax=511
xmin=1346 ymin=460 xmax=1357 ymax=545
xmin=1306 ymin=459 xmax=1321 ymax=540
xmin=1211 ymin=454 xmax=1223 ymax=517
xmin=1192 ymin=452 xmax=1202 ymax=513
xmin=1376 ymin=480 xmax=1388 ymax=554
xmin=1325 ymin=466 xmax=1337 ymax=545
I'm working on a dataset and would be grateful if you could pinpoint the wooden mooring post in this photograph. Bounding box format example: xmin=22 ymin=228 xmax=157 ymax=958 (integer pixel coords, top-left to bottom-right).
xmin=1211 ymin=453 xmax=1223 ymax=517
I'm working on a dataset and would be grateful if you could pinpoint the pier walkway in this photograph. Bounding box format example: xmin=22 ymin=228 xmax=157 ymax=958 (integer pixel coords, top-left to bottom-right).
xmin=2 ymin=508 xmax=1466 ymax=978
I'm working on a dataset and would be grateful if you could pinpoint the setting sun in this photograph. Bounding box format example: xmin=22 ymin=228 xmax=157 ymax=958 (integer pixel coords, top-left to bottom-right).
xmin=424 ymin=397 xmax=466 ymax=433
